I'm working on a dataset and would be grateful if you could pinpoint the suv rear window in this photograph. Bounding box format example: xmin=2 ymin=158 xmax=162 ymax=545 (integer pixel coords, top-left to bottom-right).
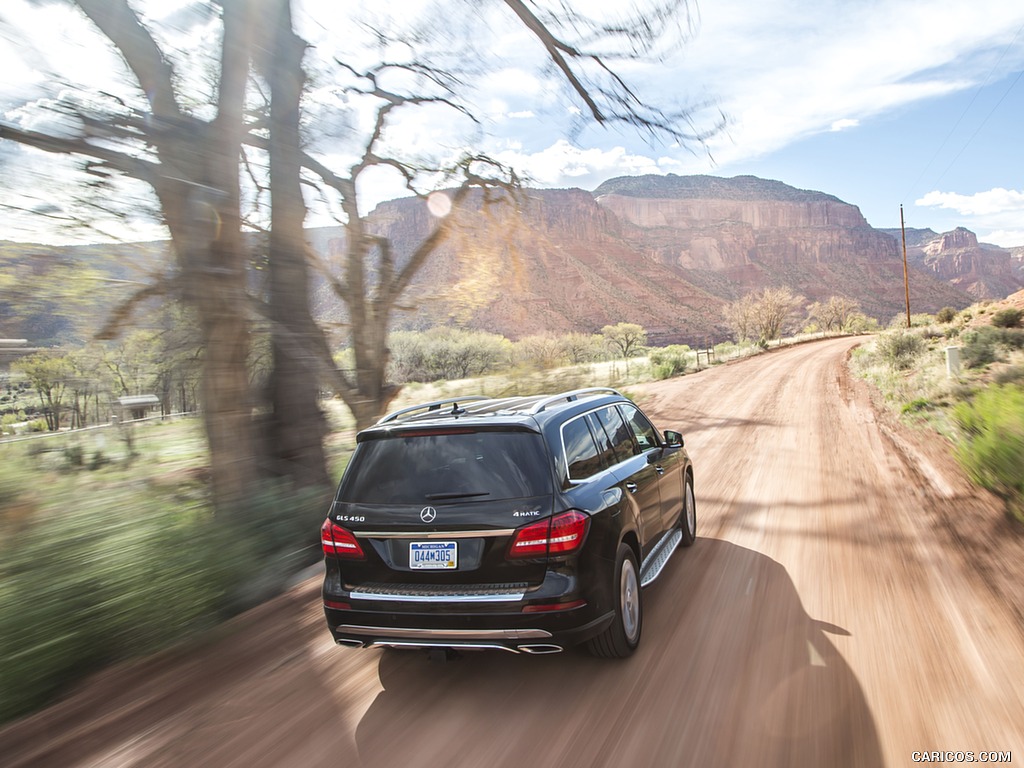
xmin=339 ymin=429 xmax=552 ymax=504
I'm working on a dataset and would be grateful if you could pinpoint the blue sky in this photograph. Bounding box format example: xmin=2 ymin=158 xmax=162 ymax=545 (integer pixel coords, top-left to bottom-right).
xmin=1 ymin=0 xmax=1023 ymax=246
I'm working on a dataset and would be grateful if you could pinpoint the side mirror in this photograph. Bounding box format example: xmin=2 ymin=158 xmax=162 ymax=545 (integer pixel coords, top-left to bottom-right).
xmin=664 ymin=430 xmax=684 ymax=447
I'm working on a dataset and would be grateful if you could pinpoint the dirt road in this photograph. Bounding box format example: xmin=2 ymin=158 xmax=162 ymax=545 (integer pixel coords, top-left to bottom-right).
xmin=4 ymin=336 xmax=1023 ymax=767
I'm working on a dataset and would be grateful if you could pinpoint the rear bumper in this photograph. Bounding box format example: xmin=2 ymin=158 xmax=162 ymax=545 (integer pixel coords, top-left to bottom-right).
xmin=324 ymin=605 xmax=614 ymax=653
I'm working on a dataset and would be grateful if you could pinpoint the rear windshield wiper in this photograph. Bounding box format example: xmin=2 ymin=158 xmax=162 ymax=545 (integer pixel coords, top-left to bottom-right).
xmin=424 ymin=491 xmax=492 ymax=500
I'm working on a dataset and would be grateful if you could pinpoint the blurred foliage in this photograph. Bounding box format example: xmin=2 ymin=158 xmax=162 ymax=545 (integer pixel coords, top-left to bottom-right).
xmin=953 ymin=385 xmax=1024 ymax=523
xmin=0 ymin=428 xmax=326 ymax=724
xmin=935 ymin=306 xmax=958 ymax=324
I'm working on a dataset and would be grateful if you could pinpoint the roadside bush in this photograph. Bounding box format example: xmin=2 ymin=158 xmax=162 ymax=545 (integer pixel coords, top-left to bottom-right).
xmin=89 ymin=450 xmax=111 ymax=470
xmin=992 ymin=308 xmax=1022 ymax=328
xmin=649 ymin=345 xmax=691 ymax=380
xmin=961 ymin=327 xmax=998 ymax=369
xmin=961 ymin=327 xmax=1024 ymax=369
xmin=876 ymin=331 xmax=926 ymax=369
xmin=936 ymin=306 xmax=957 ymax=324
xmin=0 ymin=496 xmax=227 ymax=722
xmin=0 ymin=479 xmax=326 ymax=723
xmin=953 ymin=385 xmax=1024 ymax=522
xmin=64 ymin=446 xmax=85 ymax=467
xmin=901 ymin=398 xmax=931 ymax=414
xmin=994 ymin=366 xmax=1024 ymax=386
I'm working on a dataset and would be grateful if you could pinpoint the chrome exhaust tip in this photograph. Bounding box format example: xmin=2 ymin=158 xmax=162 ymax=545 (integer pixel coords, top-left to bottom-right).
xmin=336 ymin=638 xmax=365 ymax=648
xmin=517 ymin=643 xmax=563 ymax=655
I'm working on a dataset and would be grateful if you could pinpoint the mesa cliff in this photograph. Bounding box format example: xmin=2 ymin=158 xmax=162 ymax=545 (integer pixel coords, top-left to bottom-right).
xmin=308 ymin=174 xmax=983 ymax=344
xmin=879 ymin=226 xmax=1024 ymax=299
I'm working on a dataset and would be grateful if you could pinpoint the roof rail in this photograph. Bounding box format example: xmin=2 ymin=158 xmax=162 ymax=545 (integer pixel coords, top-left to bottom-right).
xmin=376 ymin=396 xmax=490 ymax=425
xmin=527 ymin=387 xmax=622 ymax=415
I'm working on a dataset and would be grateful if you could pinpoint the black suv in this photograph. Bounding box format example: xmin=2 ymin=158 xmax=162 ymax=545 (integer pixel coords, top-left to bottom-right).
xmin=321 ymin=387 xmax=695 ymax=658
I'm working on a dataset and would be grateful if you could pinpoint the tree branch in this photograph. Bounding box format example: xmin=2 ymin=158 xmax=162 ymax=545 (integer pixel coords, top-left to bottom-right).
xmin=74 ymin=0 xmax=183 ymax=122
xmin=0 ymin=123 xmax=162 ymax=185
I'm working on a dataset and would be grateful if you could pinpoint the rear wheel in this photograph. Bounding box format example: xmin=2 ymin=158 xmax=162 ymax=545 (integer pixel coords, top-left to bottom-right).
xmin=587 ymin=544 xmax=642 ymax=658
xmin=680 ymin=473 xmax=696 ymax=547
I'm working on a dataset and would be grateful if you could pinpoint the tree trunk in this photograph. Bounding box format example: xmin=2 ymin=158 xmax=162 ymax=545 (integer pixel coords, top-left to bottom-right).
xmin=155 ymin=0 xmax=257 ymax=517
xmin=261 ymin=0 xmax=330 ymax=488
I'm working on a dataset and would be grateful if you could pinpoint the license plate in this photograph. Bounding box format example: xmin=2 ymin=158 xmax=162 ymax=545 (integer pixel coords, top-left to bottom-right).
xmin=409 ymin=541 xmax=457 ymax=569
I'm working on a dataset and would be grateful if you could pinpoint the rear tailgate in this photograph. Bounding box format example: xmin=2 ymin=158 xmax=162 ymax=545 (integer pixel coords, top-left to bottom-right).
xmin=328 ymin=426 xmax=556 ymax=591
xmin=331 ymin=496 xmax=555 ymax=591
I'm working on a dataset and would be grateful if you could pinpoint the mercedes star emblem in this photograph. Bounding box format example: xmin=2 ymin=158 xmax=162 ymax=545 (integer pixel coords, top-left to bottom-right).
xmin=420 ymin=506 xmax=437 ymax=523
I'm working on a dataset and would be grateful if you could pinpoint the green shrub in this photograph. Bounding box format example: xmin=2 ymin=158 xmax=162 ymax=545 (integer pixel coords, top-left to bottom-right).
xmin=1001 ymin=328 xmax=1024 ymax=350
xmin=961 ymin=327 xmax=999 ymax=369
xmin=648 ymin=345 xmax=691 ymax=380
xmin=961 ymin=327 xmax=1024 ymax=368
xmin=994 ymin=366 xmax=1024 ymax=386
xmin=954 ymin=385 xmax=1024 ymax=522
xmin=877 ymin=331 xmax=926 ymax=369
xmin=901 ymin=398 xmax=931 ymax=414
xmin=88 ymin=450 xmax=111 ymax=470
xmin=63 ymin=445 xmax=85 ymax=468
xmin=992 ymin=308 xmax=1022 ymax=328
xmin=936 ymin=306 xmax=957 ymax=324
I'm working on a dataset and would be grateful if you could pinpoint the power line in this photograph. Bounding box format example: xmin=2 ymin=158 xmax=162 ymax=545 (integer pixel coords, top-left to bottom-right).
xmin=929 ymin=68 xmax=1024 ymax=191
xmin=901 ymin=22 xmax=1024 ymax=204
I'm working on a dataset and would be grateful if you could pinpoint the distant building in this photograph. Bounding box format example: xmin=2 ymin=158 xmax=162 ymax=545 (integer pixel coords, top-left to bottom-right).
xmin=117 ymin=394 xmax=161 ymax=421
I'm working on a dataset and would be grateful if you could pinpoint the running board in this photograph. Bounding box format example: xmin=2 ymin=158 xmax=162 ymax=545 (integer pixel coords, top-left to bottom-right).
xmin=640 ymin=529 xmax=682 ymax=587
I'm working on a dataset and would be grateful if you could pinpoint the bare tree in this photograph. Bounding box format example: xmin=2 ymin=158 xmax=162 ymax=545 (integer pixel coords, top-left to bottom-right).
xmin=807 ymin=296 xmax=861 ymax=333
xmin=1 ymin=0 xmax=259 ymax=513
xmin=723 ymin=293 xmax=756 ymax=343
xmin=2 ymin=0 xmax=723 ymax=498
xmin=751 ymin=287 xmax=804 ymax=343
xmin=602 ymin=322 xmax=648 ymax=360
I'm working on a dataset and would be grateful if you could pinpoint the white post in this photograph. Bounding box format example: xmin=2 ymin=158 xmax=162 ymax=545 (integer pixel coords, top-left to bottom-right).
xmin=945 ymin=346 xmax=961 ymax=378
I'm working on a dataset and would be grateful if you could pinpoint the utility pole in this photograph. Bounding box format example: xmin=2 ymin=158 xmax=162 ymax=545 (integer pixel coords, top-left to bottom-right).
xmin=900 ymin=204 xmax=911 ymax=328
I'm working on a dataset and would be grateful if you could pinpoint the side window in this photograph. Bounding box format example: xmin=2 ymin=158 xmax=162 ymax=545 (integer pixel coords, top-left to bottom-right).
xmin=584 ymin=412 xmax=617 ymax=469
xmin=592 ymin=406 xmax=634 ymax=463
xmin=562 ymin=416 xmax=603 ymax=483
xmin=619 ymin=404 xmax=661 ymax=453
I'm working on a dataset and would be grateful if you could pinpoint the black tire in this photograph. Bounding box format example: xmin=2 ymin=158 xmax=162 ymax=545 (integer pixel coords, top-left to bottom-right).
xmin=587 ymin=544 xmax=642 ymax=658
xmin=679 ymin=472 xmax=696 ymax=547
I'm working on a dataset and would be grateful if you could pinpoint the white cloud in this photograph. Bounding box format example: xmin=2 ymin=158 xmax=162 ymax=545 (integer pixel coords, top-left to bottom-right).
xmin=915 ymin=188 xmax=1024 ymax=216
xmin=677 ymin=0 xmax=1024 ymax=165
xmin=983 ymin=230 xmax=1024 ymax=248
xmin=507 ymin=110 xmax=535 ymax=119
xmin=493 ymin=139 xmax=682 ymax=188
xmin=830 ymin=119 xmax=859 ymax=132
xmin=916 ymin=188 xmax=1024 ymax=247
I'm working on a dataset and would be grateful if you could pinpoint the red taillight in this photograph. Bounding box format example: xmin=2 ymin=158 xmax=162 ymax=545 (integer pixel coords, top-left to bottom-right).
xmin=324 ymin=600 xmax=351 ymax=610
xmin=321 ymin=519 xmax=365 ymax=559
xmin=507 ymin=510 xmax=589 ymax=559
